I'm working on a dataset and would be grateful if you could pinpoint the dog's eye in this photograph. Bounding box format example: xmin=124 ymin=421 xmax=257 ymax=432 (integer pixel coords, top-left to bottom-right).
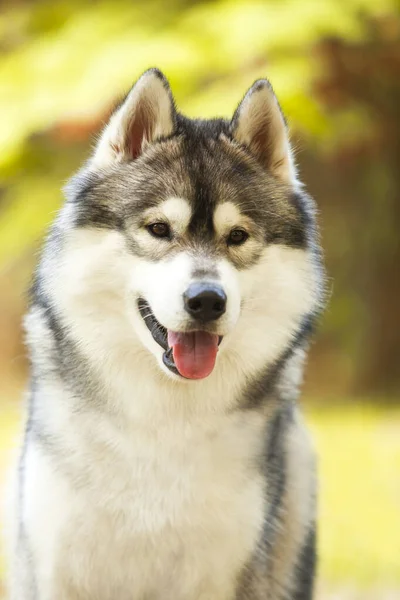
xmin=227 ymin=228 xmax=248 ymax=245
xmin=147 ymin=222 xmax=170 ymax=239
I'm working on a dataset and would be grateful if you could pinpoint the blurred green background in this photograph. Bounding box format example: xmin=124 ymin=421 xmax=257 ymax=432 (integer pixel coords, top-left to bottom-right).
xmin=0 ymin=0 xmax=399 ymax=598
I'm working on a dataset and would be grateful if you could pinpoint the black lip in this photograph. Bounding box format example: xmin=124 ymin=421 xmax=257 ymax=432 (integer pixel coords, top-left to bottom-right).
xmin=137 ymin=299 xmax=181 ymax=376
xmin=137 ymin=298 xmax=223 ymax=378
xmin=162 ymin=347 xmax=180 ymax=375
xmin=138 ymin=298 xmax=168 ymax=351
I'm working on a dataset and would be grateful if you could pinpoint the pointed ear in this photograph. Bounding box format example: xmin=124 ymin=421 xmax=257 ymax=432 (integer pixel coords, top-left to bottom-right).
xmin=231 ymin=80 xmax=296 ymax=184
xmin=92 ymin=68 xmax=176 ymax=167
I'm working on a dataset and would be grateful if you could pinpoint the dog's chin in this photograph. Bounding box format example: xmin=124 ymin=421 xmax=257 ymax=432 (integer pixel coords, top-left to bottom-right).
xmin=137 ymin=298 xmax=224 ymax=381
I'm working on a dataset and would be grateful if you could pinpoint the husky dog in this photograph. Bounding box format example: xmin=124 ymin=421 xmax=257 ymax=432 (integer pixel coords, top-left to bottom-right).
xmin=8 ymin=69 xmax=324 ymax=599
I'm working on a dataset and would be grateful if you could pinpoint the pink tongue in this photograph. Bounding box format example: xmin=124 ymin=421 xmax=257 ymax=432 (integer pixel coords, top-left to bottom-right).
xmin=167 ymin=331 xmax=219 ymax=379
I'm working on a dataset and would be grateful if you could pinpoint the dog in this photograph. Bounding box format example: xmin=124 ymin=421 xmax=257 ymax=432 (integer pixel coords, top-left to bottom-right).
xmin=7 ymin=68 xmax=324 ymax=599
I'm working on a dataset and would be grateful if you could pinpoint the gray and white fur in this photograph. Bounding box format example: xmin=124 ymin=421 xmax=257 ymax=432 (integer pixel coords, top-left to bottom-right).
xmin=6 ymin=68 xmax=325 ymax=599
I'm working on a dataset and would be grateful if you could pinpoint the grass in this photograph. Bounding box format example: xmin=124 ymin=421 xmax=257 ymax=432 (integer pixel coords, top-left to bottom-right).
xmin=306 ymin=402 xmax=400 ymax=591
xmin=0 ymin=398 xmax=399 ymax=598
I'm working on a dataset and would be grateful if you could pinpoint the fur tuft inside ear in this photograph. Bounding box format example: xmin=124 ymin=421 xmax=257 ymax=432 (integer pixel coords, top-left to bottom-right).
xmin=231 ymin=80 xmax=296 ymax=185
xmin=92 ymin=68 xmax=175 ymax=167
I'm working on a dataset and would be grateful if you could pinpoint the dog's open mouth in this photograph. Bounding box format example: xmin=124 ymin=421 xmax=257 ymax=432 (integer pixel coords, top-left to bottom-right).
xmin=138 ymin=299 xmax=221 ymax=380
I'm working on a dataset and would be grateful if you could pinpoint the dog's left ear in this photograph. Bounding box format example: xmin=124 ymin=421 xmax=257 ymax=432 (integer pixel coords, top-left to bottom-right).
xmin=231 ymin=80 xmax=296 ymax=185
xmin=92 ymin=68 xmax=175 ymax=167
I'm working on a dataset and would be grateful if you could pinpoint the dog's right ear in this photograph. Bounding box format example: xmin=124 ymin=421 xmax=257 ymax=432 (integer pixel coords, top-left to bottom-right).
xmin=91 ymin=69 xmax=176 ymax=167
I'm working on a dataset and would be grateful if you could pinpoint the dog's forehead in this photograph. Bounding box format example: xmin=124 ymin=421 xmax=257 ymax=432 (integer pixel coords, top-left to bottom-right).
xmin=72 ymin=129 xmax=305 ymax=251
xmin=125 ymin=136 xmax=271 ymax=225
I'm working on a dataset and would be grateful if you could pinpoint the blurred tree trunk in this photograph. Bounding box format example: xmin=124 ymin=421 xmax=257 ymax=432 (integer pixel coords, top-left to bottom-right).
xmin=311 ymin=19 xmax=400 ymax=396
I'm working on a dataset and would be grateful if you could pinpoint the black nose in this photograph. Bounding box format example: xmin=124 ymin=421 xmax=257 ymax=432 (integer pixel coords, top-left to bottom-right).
xmin=184 ymin=283 xmax=227 ymax=322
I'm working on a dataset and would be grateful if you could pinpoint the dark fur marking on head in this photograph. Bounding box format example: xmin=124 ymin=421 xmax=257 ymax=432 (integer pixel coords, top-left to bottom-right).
xmin=65 ymin=110 xmax=314 ymax=262
xmin=67 ymin=171 xmax=124 ymax=230
xmin=267 ymin=194 xmax=308 ymax=248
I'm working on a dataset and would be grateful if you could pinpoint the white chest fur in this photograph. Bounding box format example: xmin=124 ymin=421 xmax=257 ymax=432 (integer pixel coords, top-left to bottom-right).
xmin=25 ymin=402 xmax=267 ymax=600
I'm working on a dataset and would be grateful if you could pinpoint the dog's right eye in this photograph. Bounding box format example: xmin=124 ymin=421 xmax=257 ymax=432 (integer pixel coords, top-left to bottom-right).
xmin=147 ymin=222 xmax=170 ymax=239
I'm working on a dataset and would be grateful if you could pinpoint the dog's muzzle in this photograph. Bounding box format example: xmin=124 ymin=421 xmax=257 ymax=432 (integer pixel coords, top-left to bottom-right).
xmin=137 ymin=298 xmax=223 ymax=380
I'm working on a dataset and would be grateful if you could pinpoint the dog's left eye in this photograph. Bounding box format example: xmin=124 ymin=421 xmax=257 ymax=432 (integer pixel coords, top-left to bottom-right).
xmin=147 ymin=222 xmax=170 ymax=239
xmin=227 ymin=228 xmax=248 ymax=245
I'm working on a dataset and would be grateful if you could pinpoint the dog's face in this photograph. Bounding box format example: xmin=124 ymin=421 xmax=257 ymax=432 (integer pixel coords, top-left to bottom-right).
xmin=59 ymin=70 xmax=321 ymax=382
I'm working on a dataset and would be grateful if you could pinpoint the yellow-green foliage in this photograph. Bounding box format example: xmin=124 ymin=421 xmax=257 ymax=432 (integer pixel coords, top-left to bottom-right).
xmin=0 ymin=0 xmax=398 ymax=266
xmin=1 ymin=0 xmax=396 ymax=163
xmin=0 ymin=403 xmax=399 ymax=594
xmin=307 ymin=403 xmax=400 ymax=588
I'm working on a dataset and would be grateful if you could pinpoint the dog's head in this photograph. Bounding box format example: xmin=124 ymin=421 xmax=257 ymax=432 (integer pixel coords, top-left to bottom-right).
xmin=54 ymin=69 xmax=322 ymax=382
